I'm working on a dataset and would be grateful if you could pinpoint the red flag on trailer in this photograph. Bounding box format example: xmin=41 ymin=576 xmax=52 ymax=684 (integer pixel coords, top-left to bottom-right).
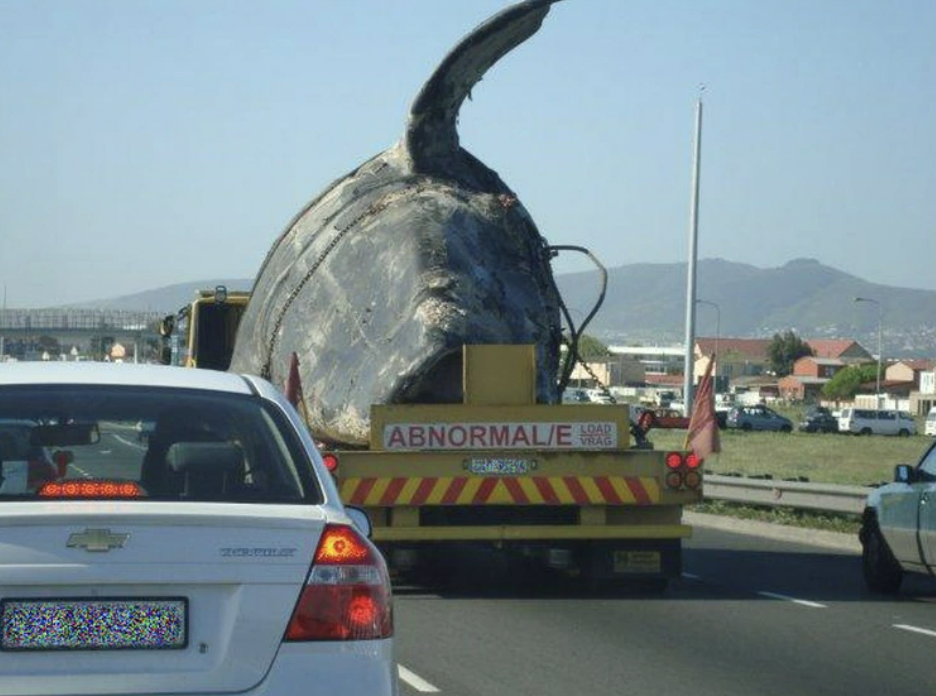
xmin=685 ymin=354 xmax=720 ymax=461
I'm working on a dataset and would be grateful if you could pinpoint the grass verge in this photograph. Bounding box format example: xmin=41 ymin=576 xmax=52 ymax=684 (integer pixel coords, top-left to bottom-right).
xmin=689 ymin=500 xmax=861 ymax=535
xmin=642 ymin=424 xmax=934 ymax=533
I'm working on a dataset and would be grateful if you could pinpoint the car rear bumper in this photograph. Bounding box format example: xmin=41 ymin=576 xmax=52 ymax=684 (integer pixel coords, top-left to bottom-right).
xmin=246 ymin=641 xmax=399 ymax=696
xmin=1 ymin=640 xmax=399 ymax=696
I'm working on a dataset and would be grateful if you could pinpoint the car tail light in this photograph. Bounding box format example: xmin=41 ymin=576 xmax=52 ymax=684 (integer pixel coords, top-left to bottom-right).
xmin=38 ymin=480 xmax=145 ymax=498
xmin=285 ymin=524 xmax=392 ymax=642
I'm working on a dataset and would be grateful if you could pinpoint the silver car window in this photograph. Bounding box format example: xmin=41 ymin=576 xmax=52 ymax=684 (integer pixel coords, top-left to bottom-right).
xmin=919 ymin=443 xmax=936 ymax=478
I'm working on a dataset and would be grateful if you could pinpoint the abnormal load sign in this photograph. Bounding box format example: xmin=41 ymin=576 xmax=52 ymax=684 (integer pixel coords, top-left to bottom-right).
xmin=383 ymin=421 xmax=618 ymax=450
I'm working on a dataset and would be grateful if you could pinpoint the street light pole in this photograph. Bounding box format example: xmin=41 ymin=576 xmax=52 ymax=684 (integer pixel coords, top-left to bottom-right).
xmin=696 ymin=299 xmax=720 ymax=385
xmin=854 ymin=297 xmax=883 ymax=409
xmin=682 ymin=92 xmax=704 ymax=416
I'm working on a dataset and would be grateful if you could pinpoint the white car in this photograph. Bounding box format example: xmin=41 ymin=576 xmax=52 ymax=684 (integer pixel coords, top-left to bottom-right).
xmin=860 ymin=437 xmax=936 ymax=593
xmin=0 ymin=362 xmax=397 ymax=696
xmin=925 ymin=406 xmax=936 ymax=437
xmin=838 ymin=407 xmax=916 ymax=436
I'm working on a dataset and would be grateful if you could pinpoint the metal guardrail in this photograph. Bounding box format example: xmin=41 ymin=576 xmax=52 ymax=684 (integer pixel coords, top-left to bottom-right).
xmin=703 ymin=474 xmax=872 ymax=515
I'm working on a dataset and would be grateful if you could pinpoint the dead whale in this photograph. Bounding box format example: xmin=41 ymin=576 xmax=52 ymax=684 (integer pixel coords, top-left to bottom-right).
xmin=229 ymin=0 xmax=566 ymax=446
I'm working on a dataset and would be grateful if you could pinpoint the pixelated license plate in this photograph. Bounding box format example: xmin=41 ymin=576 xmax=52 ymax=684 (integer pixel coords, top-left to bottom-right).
xmin=1 ymin=598 xmax=187 ymax=651
xmin=612 ymin=550 xmax=662 ymax=574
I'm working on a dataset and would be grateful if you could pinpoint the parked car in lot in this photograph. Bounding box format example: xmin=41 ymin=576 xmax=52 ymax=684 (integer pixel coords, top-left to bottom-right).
xmin=0 ymin=362 xmax=397 ymax=696
xmin=860 ymin=437 xmax=936 ymax=593
xmin=838 ymin=407 xmax=916 ymax=436
xmin=798 ymin=406 xmax=839 ymax=433
xmin=646 ymin=407 xmax=691 ymax=430
xmin=925 ymin=406 xmax=936 ymax=437
xmin=726 ymin=405 xmax=793 ymax=432
xmin=561 ymin=388 xmax=590 ymax=404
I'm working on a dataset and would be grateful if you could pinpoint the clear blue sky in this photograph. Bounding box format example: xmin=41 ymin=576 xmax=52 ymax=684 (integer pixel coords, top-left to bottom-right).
xmin=1 ymin=0 xmax=933 ymax=309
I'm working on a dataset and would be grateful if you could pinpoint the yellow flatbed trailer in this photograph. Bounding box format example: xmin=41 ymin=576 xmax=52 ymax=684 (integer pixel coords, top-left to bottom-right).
xmin=330 ymin=345 xmax=702 ymax=585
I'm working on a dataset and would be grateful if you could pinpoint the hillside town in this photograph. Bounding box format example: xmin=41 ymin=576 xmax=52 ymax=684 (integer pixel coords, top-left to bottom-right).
xmin=570 ymin=337 xmax=936 ymax=420
xmin=2 ymin=306 xmax=934 ymax=423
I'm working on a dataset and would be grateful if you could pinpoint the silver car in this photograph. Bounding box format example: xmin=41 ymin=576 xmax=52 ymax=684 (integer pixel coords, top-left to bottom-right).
xmin=860 ymin=437 xmax=936 ymax=593
xmin=0 ymin=362 xmax=397 ymax=695
xmin=725 ymin=405 xmax=793 ymax=432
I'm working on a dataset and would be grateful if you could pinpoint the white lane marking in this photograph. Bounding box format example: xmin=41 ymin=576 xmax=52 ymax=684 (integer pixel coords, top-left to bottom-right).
xmin=113 ymin=434 xmax=146 ymax=451
xmin=757 ymin=591 xmax=827 ymax=608
xmin=894 ymin=624 xmax=936 ymax=639
xmin=399 ymin=665 xmax=441 ymax=693
xmin=681 ymin=572 xmax=702 ymax=580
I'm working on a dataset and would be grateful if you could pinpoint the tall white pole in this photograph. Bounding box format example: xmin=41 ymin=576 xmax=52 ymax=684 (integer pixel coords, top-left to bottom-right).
xmin=683 ymin=94 xmax=704 ymax=415
xmin=696 ymin=298 xmax=720 ymax=383
xmin=0 ymin=283 xmax=5 ymax=360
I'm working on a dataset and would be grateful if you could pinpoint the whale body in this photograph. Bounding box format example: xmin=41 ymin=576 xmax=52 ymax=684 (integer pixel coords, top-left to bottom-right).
xmin=229 ymin=0 xmax=565 ymax=446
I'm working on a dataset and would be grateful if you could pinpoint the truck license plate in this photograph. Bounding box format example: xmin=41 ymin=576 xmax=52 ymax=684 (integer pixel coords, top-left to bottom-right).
xmin=612 ymin=550 xmax=661 ymax=574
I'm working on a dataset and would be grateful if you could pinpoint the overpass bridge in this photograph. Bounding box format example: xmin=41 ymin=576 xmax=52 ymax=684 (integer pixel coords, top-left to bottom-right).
xmin=0 ymin=308 xmax=164 ymax=362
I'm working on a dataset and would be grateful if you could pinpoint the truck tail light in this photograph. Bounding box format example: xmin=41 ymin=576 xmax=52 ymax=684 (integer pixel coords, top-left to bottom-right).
xmin=321 ymin=452 xmax=339 ymax=473
xmin=284 ymin=524 xmax=393 ymax=642
xmin=664 ymin=451 xmax=703 ymax=490
xmin=684 ymin=470 xmax=702 ymax=489
xmin=665 ymin=452 xmax=684 ymax=470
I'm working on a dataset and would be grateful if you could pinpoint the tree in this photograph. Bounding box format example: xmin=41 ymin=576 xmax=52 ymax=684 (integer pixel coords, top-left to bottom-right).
xmin=577 ymin=334 xmax=611 ymax=360
xmin=766 ymin=330 xmax=813 ymax=377
xmin=822 ymin=364 xmax=879 ymax=401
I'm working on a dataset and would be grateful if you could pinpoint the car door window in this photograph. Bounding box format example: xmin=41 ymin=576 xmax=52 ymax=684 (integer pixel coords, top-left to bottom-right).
xmin=918 ymin=443 xmax=936 ymax=481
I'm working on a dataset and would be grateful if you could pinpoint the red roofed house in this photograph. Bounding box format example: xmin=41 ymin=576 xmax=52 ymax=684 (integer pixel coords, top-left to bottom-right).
xmin=695 ymin=336 xmax=875 ymax=403
xmin=886 ymin=359 xmax=936 ymax=388
xmin=805 ymin=339 xmax=873 ymax=360
xmin=777 ymin=356 xmax=849 ymax=401
xmin=693 ymin=337 xmax=772 ymax=385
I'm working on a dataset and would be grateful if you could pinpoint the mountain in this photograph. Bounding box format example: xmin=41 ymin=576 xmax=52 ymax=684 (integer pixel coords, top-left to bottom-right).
xmin=67 ymin=279 xmax=253 ymax=314
xmin=553 ymin=258 xmax=936 ymax=357
xmin=67 ymin=259 xmax=936 ymax=357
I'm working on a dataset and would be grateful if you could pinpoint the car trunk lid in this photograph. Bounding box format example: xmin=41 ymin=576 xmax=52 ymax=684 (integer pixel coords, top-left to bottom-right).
xmin=0 ymin=503 xmax=324 ymax=695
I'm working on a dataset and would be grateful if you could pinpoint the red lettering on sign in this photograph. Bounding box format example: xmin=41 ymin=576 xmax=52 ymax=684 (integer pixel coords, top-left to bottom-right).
xmin=532 ymin=424 xmax=553 ymax=447
xmin=511 ymin=426 xmax=530 ymax=447
xmin=409 ymin=426 xmax=425 ymax=448
xmin=386 ymin=426 xmax=405 ymax=449
xmin=556 ymin=424 xmax=572 ymax=446
xmin=470 ymin=425 xmax=487 ymax=447
xmin=449 ymin=425 xmax=467 ymax=447
xmin=428 ymin=425 xmax=446 ymax=448
xmin=490 ymin=425 xmax=509 ymax=446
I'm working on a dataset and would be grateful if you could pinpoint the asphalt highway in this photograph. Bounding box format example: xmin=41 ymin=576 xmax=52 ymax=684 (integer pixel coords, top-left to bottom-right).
xmin=393 ymin=520 xmax=936 ymax=696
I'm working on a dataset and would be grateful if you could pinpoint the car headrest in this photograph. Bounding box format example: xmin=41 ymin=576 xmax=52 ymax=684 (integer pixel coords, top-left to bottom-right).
xmin=165 ymin=442 xmax=243 ymax=475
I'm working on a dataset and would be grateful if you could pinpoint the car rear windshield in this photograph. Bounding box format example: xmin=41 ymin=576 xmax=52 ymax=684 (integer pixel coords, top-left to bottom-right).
xmin=0 ymin=385 xmax=323 ymax=504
